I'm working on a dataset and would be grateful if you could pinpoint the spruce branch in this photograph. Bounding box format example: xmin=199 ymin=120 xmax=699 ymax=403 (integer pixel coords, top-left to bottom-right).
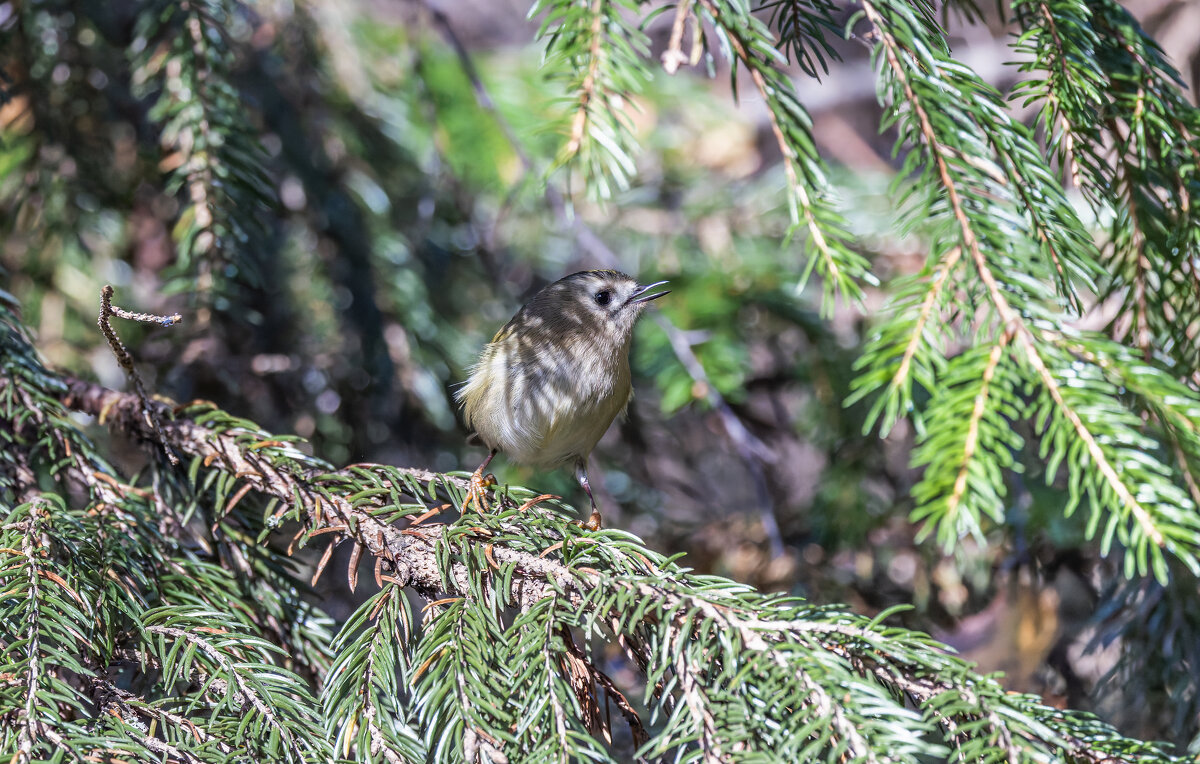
xmin=695 ymin=0 xmax=871 ymax=310
xmin=761 ymin=0 xmax=844 ymax=78
xmin=91 ymin=679 xmax=227 ymax=764
xmin=847 ymin=245 xmax=961 ymax=435
xmin=544 ymin=602 xmax=572 ymax=760
xmin=56 ymin=377 xmax=547 ymax=606
xmin=145 ymin=621 xmax=312 ymax=759
xmin=319 ymin=586 xmax=428 ymax=761
xmin=849 ymin=0 xmax=1200 ymax=578
xmin=17 ymin=504 xmax=47 ymax=763
xmin=132 ymin=0 xmax=275 ymax=300
xmin=43 ymin=376 xmax=1175 ymax=761
xmin=910 ymin=330 xmax=1019 ymax=546
xmin=109 ymin=647 xmax=246 ymax=708
xmin=142 ymin=607 xmax=329 ymax=762
xmin=533 ymin=0 xmax=650 ymax=198
xmin=1013 ymin=0 xmax=1200 ymax=367
xmin=0 ymin=497 xmax=93 ymax=764
xmin=7 ymin=0 xmax=1200 ymax=753
xmin=565 ymin=0 xmax=608 ymax=157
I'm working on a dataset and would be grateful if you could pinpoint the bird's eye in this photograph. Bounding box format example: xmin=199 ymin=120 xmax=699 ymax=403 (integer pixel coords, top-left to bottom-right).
xmin=593 ymin=290 xmax=612 ymax=306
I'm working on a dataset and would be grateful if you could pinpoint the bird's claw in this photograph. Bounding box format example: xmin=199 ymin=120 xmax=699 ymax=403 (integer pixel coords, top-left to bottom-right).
xmin=463 ymin=469 xmax=497 ymax=513
xmin=577 ymin=509 xmax=603 ymax=531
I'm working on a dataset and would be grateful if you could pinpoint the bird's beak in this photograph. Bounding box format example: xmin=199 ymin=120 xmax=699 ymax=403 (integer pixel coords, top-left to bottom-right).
xmin=628 ymin=280 xmax=670 ymax=305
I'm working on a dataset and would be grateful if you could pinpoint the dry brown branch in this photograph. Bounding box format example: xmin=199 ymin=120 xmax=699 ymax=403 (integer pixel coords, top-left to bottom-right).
xmin=661 ymin=0 xmax=695 ymax=74
xmin=97 ymin=285 xmax=182 ymax=465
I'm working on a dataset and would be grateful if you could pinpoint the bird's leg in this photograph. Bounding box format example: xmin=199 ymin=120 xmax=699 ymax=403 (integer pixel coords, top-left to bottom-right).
xmin=463 ymin=449 xmax=498 ymax=513
xmin=575 ymin=458 xmax=602 ymax=530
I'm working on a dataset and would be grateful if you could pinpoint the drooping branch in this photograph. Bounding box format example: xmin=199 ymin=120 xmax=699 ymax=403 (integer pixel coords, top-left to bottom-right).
xmin=42 ymin=376 xmax=1164 ymax=762
xmin=860 ymin=0 xmax=1168 ymax=552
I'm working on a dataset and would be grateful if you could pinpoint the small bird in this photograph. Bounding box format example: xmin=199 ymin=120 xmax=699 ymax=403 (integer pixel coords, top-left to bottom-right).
xmin=456 ymin=270 xmax=668 ymax=528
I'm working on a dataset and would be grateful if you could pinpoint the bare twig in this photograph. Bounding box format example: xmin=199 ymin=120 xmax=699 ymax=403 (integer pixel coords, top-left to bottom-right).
xmin=97 ymin=285 xmax=182 ymax=465
xmin=661 ymin=0 xmax=695 ymax=74
xmin=655 ymin=315 xmax=784 ymax=558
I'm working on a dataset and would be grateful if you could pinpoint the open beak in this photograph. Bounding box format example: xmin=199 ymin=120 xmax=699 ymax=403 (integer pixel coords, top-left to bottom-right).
xmin=628 ymin=280 xmax=670 ymax=305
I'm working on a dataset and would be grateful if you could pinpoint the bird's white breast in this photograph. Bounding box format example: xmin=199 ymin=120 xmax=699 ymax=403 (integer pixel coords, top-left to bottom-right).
xmin=461 ymin=336 xmax=632 ymax=469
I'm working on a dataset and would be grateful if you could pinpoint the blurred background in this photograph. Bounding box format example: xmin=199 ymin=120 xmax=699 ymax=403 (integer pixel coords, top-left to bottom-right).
xmin=2 ymin=0 xmax=1199 ymax=745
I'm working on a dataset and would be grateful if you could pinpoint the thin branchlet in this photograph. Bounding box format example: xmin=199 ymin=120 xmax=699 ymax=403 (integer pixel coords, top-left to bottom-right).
xmin=97 ymin=285 xmax=182 ymax=465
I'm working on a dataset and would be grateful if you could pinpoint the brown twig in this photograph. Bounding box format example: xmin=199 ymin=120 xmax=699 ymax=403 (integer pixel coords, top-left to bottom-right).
xmin=661 ymin=0 xmax=695 ymax=74
xmin=97 ymin=285 xmax=182 ymax=465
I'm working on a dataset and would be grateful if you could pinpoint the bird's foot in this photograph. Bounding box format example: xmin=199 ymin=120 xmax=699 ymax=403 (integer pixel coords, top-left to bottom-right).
xmin=462 ymin=468 xmax=496 ymax=513
xmin=577 ymin=508 xmax=602 ymax=531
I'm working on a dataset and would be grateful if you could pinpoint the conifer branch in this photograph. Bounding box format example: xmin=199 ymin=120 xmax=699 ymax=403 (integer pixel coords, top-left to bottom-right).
xmin=132 ymin=0 xmax=274 ymax=298
xmin=147 ymin=624 xmax=296 ymax=745
xmin=17 ymin=510 xmax=45 ymax=763
xmin=702 ymin=0 xmax=843 ymax=294
xmin=946 ymin=331 xmax=1010 ymax=519
xmin=56 ymin=377 xmax=559 ymax=608
xmin=543 ymin=597 xmax=571 ymax=760
xmin=694 ymin=0 xmax=870 ymax=309
xmin=891 ymin=246 xmax=960 ymax=396
xmin=671 ymin=646 xmax=724 ymax=762
xmin=861 ymin=0 xmax=1173 ymax=559
xmin=534 ymin=0 xmax=649 ymax=197
xmin=1172 ymin=437 xmax=1200 ymax=509
xmin=1013 ymin=0 xmax=1200 ymax=367
xmin=860 ymin=2 xmax=979 ymax=275
xmin=1021 ymin=336 xmax=1164 ymax=548
xmin=43 ymin=375 xmax=1170 ymax=760
xmin=109 ymin=648 xmax=244 ymax=707
xmin=564 ymin=0 xmax=607 ymax=161
xmin=8 ymin=0 xmax=1200 ymax=752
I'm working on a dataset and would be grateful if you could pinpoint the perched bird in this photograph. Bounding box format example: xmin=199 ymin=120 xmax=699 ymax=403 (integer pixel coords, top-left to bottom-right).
xmin=456 ymin=270 xmax=668 ymax=528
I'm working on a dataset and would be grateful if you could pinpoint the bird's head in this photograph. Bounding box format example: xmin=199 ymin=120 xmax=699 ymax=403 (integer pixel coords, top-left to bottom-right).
xmin=525 ymin=270 xmax=669 ymax=347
